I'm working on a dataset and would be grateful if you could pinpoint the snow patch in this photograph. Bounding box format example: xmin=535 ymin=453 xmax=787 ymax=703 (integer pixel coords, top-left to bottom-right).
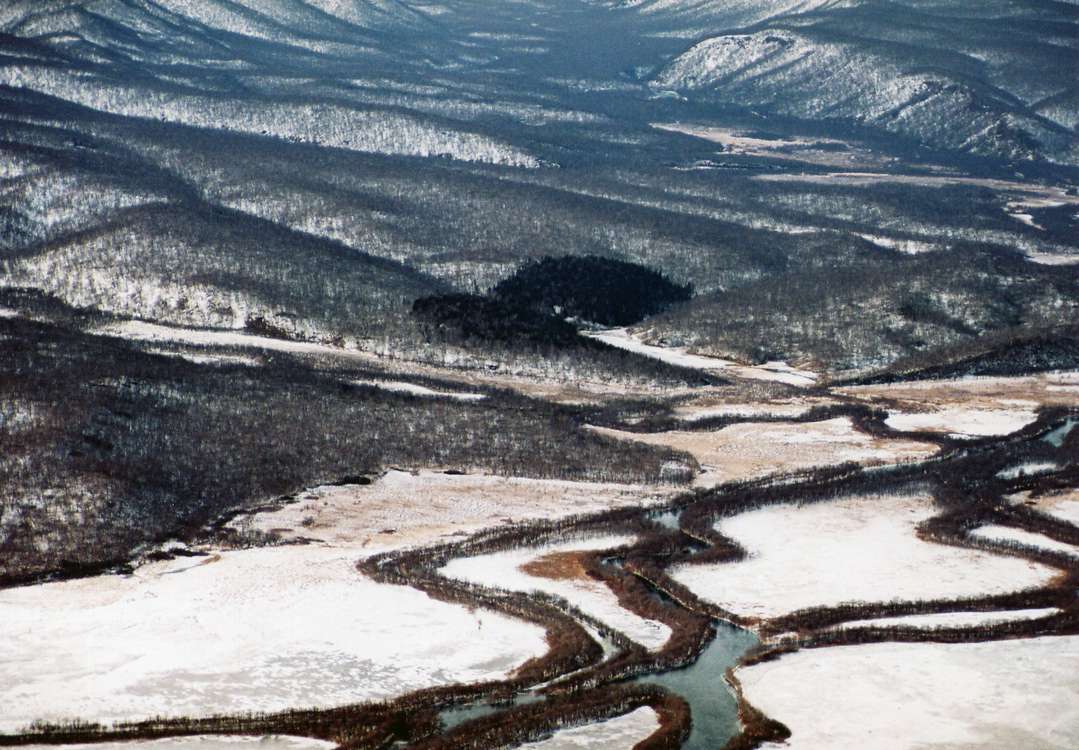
xmin=0 ymin=545 xmax=547 ymax=731
xmin=584 ymin=328 xmax=818 ymax=387
xmin=588 ymin=418 xmax=935 ymax=488
xmin=835 ymin=607 xmax=1060 ymax=632
xmin=671 ymin=493 xmax=1057 ymax=620
xmin=855 ymin=233 xmax=938 ymax=255
xmin=233 ymin=470 xmax=676 ymax=555
xmin=996 ymin=462 xmax=1058 ymax=480
xmin=353 ymin=379 xmax=486 ymax=401
xmin=1009 ymin=489 xmax=1079 ymax=529
xmin=884 ymin=407 xmax=1037 ymax=438
xmin=520 ymin=706 xmax=659 ymax=749
xmin=441 ymin=536 xmax=672 ymax=650
xmin=970 ymin=525 xmax=1079 ymax=559
xmin=19 ymin=737 xmax=336 ymax=750
xmin=737 ymin=637 xmax=1079 ymax=749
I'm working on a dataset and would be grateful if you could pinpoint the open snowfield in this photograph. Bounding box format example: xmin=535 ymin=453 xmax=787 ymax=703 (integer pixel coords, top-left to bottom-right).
xmin=737 ymin=637 xmax=1079 ymax=749
xmin=352 ymin=379 xmax=486 ymax=401
xmin=588 ymin=418 xmax=935 ymax=487
xmin=520 ymin=707 xmax=659 ymax=750
xmin=652 ymin=123 xmax=886 ymax=170
xmin=1011 ymin=489 xmax=1079 ymax=528
xmin=834 ymin=607 xmax=1061 ymax=632
xmin=971 ymin=525 xmax=1079 ymax=559
xmin=21 ymin=738 xmax=336 ymax=750
xmin=0 ymin=545 xmax=548 ymax=732
xmin=670 ymin=395 xmax=836 ymax=423
xmin=884 ymin=406 xmax=1038 ymax=438
xmin=234 ymin=470 xmax=677 ymax=554
xmin=670 ymin=493 xmax=1058 ymax=620
xmin=440 ymin=535 xmax=672 ymax=650
xmin=840 ymin=373 xmax=1079 ymax=413
xmin=582 ymin=328 xmax=818 ymax=386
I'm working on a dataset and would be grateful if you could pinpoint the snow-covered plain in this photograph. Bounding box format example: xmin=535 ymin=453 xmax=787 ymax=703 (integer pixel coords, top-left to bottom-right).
xmin=884 ymin=406 xmax=1038 ymax=438
xmin=653 ymin=123 xmax=885 ymax=170
xmin=970 ymin=525 xmax=1079 ymax=559
xmin=842 ymin=373 xmax=1079 ymax=419
xmin=671 ymin=493 xmax=1058 ymax=620
xmin=234 ymin=470 xmax=677 ymax=554
xmin=835 ymin=607 xmax=1061 ymax=632
xmin=588 ymin=418 xmax=936 ymax=487
xmin=1010 ymin=489 xmax=1079 ymax=528
xmin=670 ymin=396 xmax=834 ymax=423
xmin=0 ymin=545 xmax=548 ymax=732
xmin=583 ymin=328 xmax=818 ymax=386
xmin=519 ymin=706 xmax=659 ymax=750
xmin=21 ymin=737 xmax=336 ymax=750
xmin=737 ymin=637 xmax=1079 ymax=749
xmin=440 ymin=535 xmax=672 ymax=650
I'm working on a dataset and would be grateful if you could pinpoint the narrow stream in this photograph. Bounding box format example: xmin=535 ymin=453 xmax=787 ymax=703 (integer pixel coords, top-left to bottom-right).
xmin=438 ymin=504 xmax=759 ymax=745
xmin=437 ymin=620 xmax=757 ymax=746
xmin=633 ymin=621 xmax=759 ymax=749
xmin=1044 ymin=418 xmax=1077 ymax=448
xmin=440 ymin=692 xmax=543 ymax=732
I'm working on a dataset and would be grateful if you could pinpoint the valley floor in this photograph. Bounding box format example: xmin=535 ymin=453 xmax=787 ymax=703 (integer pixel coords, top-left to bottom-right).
xmin=2 ymin=324 xmax=1077 ymax=749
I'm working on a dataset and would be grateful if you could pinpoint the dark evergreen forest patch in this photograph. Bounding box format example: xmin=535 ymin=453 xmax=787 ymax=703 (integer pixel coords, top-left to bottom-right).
xmin=491 ymin=255 xmax=693 ymax=326
xmin=412 ymin=293 xmax=582 ymax=347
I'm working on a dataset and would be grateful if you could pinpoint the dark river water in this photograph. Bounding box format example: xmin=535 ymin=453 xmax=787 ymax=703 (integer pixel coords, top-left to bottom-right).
xmin=440 ymin=618 xmax=758 ymax=747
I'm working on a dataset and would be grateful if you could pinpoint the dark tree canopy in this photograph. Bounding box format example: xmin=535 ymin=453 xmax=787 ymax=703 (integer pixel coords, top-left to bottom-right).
xmin=412 ymin=293 xmax=582 ymax=346
xmin=859 ymin=329 xmax=1079 ymax=384
xmin=491 ymin=255 xmax=693 ymax=326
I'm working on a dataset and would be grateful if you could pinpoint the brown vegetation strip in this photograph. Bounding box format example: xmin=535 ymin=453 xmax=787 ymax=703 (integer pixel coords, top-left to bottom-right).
xmin=520 ymin=552 xmax=591 ymax=581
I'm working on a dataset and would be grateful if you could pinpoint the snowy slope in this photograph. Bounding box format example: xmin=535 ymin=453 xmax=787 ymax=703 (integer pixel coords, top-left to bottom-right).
xmin=625 ymin=0 xmax=1079 ymax=164
xmin=654 ymin=27 xmax=1077 ymax=163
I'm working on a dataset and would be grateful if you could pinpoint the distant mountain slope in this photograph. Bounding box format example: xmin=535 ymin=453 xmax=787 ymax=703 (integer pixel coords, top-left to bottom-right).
xmin=641 ymin=243 xmax=1079 ymax=373
xmin=6 ymin=202 xmax=442 ymax=340
xmin=851 ymin=326 xmax=1079 ymax=384
xmin=0 ymin=0 xmax=541 ymax=167
xmin=598 ymin=0 xmax=855 ymax=34
xmin=630 ymin=0 xmax=1079 ymax=164
xmin=1 ymin=0 xmax=1076 ymax=377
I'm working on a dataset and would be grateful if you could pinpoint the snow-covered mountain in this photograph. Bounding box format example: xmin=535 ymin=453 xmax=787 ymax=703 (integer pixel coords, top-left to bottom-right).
xmin=1 ymin=0 xmax=1076 ymax=366
xmin=637 ymin=0 xmax=1079 ymax=164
